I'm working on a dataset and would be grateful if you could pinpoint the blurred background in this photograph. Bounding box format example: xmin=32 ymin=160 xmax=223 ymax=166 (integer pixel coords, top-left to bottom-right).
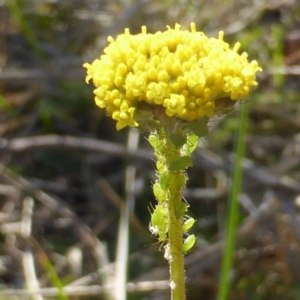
xmin=0 ymin=0 xmax=300 ymax=299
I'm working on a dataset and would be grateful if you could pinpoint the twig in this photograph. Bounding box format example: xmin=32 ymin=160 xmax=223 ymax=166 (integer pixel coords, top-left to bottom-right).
xmin=97 ymin=178 xmax=147 ymax=239
xmin=0 ymin=135 xmax=151 ymax=159
xmin=0 ymin=162 xmax=110 ymax=287
xmin=2 ymin=134 xmax=300 ymax=194
xmin=0 ymin=280 xmax=169 ymax=298
xmin=21 ymin=196 xmax=43 ymax=300
xmin=114 ymin=128 xmax=140 ymax=300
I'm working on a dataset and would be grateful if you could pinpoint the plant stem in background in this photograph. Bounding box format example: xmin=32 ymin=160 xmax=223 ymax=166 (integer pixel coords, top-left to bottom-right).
xmin=5 ymin=0 xmax=44 ymax=60
xmin=218 ymin=101 xmax=250 ymax=300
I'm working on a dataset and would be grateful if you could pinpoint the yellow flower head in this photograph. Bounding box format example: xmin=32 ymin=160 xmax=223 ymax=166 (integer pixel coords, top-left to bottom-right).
xmin=84 ymin=23 xmax=261 ymax=130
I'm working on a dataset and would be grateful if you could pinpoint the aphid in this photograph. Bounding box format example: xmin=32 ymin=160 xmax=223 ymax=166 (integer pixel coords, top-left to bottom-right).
xmin=149 ymin=204 xmax=169 ymax=242
xmin=215 ymin=97 xmax=235 ymax=114
xmin=168 ymin=172 xmax=186 ymax=191
xmin=187 ymin=118 xmax=209 ymax=138
xmin=168 ymin=155 xmax=192 ymax=171
xmin=170 ymin=132 xmax=186 ymax=148
xmin=153 ymin=182 xmax=167 ymax=202
xmin=159 ymin=173 xmax=170 ymax=191
xmin=182 ymin=217 xmax=196 ymax=233
xmin=148 ymin=133 xmax=158 ymax=149
xmin=182 ymin=133 xmax=199 ymax=156
xmin=175 ymin=202 xmax=188 ymax=219
xmin=182 ymin=234 xmax=196 ymax=253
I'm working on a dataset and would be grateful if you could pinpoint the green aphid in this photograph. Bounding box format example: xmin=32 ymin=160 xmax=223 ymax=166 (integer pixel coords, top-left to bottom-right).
xmin=148 ymin=133 xmax=166 ymax=153
xmin=175 ymin=202 xmax=188 ymax=219
xmin=156 ymin=159 xmax=168 ymax=173
xmin=170 ymin=132 xmax=186 ymax=148
xmin=187 ymin=118 xmax=209 ymax=138
xmin=149 ymin=204 xmax=169 ymax=242
xmin=168 ymin=156 xmax=193 ymax=171
xmin=183 ymin=133 xmax=199 ymax=155
xmin=148 ymin=134 xmax=158 ymax=149
xmin=182 ymin=217 xmax=196 ymax=233
xmin=153 ymin=182 xmax=167 ymax=202
xmin=167 ymin=172 xmax=186 ymax=191
xmin=159 ymin=173 xmax=170 ymax=191
xmin=176 ymin=173 xmax=187 ymax=189
xmin=182 ymin=234 xmax=196 ymax=254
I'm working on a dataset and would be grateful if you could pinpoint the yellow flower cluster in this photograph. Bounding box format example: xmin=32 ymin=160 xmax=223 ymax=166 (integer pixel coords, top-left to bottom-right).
xmin=84 ymin=23 xmax=261 ymax=130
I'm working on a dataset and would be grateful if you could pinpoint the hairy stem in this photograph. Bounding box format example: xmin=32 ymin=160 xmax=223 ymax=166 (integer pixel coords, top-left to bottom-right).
xmin=156 ymin=128 xmax=186 ymax=300
xmin=168 ymin=185 xmax=185 ymax=300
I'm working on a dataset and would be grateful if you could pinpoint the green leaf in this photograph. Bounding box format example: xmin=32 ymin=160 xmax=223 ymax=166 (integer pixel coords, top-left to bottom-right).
xmin=168 ymin=156 xmax=193 ymax=171
xmin=188 ymin=118 xmax=209 ymax=137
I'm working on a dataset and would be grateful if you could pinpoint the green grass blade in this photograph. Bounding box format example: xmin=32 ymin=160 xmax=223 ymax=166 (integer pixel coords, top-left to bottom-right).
xmin=5 ymin=0 xmax=44 ymax=59
xmin=218 ymin=101 xmax=250 ymax=300
xmin=39 ymin=251 xmax=69 ymax=300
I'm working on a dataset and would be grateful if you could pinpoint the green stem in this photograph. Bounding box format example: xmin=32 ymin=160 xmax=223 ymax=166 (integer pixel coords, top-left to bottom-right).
xmin=168 ymin=191 xmax=185 ymax=300
xmin=156 ymin=128 xmax=186 ymax=300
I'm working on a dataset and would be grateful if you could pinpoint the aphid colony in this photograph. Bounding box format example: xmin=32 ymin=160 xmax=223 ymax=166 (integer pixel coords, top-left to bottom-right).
xmin=149 ymin=203 xmax=196 ymax=257
xmin=148 ymin=130 xmax=197 ymax=259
